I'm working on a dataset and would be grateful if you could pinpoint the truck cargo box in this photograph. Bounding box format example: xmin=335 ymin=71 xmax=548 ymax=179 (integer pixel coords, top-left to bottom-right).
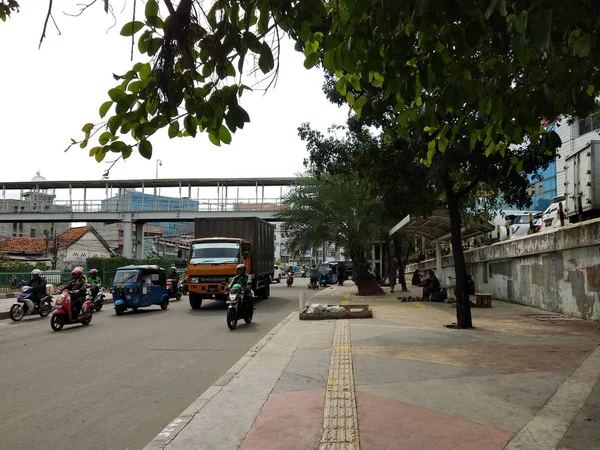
xmin=564 ymin=141 xmax=600 ymax=218
xmin=194 ymin=217 xmax=275 ymax=277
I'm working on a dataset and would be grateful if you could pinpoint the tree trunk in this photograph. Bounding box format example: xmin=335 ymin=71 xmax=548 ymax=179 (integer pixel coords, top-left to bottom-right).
xmin=351 ymin=251 xmax=384 ymax=296
xmin=444 ymin=185 xmax=473 ymax=329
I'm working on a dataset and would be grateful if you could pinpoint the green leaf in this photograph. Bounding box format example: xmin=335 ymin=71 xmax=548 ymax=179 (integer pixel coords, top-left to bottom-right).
xmin=438 ymin=135 xmax=448 ymax=153
xmin=94 ymin=148 xmax=106 ymax=163
xmin=348 ymin=74 xmax=361 ymax=91
xmin=573 ymin=33 xmax=592 ymax=57
xmin=427 ymin=140 xmax=436 ymax=161
xmin=82 ymin=123 xmax=94 ymax=133
xmin=587 ymin=85 xmax=595 ymax=96
xmin=514 ymin=11 xmax=528 ymax=34
xmin=304 ymin=53 xmax=320 ymax=69
xmin=168 ymin=122 xmax=180 ymax=139
xmin=138 ymin=63 xmax=152 ymax=80
xmin=219 ymin=125 xmax=232 ymax=144
xmin=335 ymin=78 xmax=347 ymax=96
xmin=120 ymin=21 xmax=145 ymax=37
xmin=99 ymin=101 xmax=113 ymax=118
xmin=145 ymin=0 xmax=159 ymax=19
xmin=108 ymin=88 xmax=125 ymax=102
xmin=208 ymin=130 xmax=221 ymax=146
xmin=371 ymin=72 xmax=384 ymax=88
xmin=258 ymin=42 xmax=275 ymax=74
xmin=516 ymin=160 xmax=524 ymax=173
xmin=88 ymin=146 xmax=101 ymax=157
xmin=138 ymin=140 xmax=152 ymax=159
xmin=98 ymin=132 xmax=113 ymax=145
xmin=184 ymin=115 xmax=197 ymax=137
xmin=346 ymin=91 xmax=355 ymax=106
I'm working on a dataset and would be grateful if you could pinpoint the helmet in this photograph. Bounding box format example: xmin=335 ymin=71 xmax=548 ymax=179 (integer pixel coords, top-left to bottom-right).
xmin=72 ymin=268 xmax=83 ymax=278
xmin=89 ymin=269 xmax=98 ymax=276
xmin=171 ymin=266 xmax=177 ymax=271
xmin=31 ymin=269 xmax=41 ymax=278
xmin=236 ymin=264 xmax=246 ymax=274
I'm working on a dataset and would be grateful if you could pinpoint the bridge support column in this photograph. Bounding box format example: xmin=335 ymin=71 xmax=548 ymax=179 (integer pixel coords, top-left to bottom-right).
xmin=134 ymin=223 xmax=145 ymax=259
xmin=122 ymin=216 xmax=134 ymax=259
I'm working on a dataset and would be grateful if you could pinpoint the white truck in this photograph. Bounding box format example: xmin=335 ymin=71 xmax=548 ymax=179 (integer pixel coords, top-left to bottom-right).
xmin=564 ymin=140 xmax=600 ymax=223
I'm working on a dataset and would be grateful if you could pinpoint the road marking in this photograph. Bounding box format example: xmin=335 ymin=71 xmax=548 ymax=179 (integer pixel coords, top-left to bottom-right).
xmin=320 ymin=320 xmax=360 ymax=450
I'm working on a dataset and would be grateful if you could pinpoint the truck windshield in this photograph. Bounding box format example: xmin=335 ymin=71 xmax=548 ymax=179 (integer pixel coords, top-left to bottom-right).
xmin=189 ymin=242 xmax=240 ymax=264
xmin=113 ymin=270 xmax=139 ymax=283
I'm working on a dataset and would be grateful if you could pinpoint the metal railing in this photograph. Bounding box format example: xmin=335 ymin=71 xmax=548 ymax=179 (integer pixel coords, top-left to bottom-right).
xmin=0 ymin=198 xmax=285 ymax=214
xmin=0 ymin=271 xmax=73 ymax=291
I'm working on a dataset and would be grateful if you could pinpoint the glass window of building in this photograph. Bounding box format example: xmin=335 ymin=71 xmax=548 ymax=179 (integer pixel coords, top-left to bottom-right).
xmin=578 ymin=111 xmax=600 ymax=136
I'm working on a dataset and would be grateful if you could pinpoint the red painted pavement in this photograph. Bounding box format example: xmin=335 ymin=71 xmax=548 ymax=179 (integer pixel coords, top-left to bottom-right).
xmin=239 ymin=389 xmax=324 ymax=450
xmin=357 ymin=392 xmax=514 ymax=450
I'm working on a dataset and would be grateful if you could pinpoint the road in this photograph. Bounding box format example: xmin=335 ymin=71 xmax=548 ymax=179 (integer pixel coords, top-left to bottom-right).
xmin=0 ymin=281 xmax=318 ymax=450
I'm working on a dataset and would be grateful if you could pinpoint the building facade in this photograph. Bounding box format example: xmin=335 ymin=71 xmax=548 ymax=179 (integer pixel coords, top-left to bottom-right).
xmin=0 ymin=173 xmax=70 ymax=239
xmin=93 ymin=222 xmax=164 ymax=256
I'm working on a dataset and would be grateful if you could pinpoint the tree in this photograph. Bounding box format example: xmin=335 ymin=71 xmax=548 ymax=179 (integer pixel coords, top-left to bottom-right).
xmin=277 ymin=174 xmax=384 ymax=296
xmin=4 ymin=1 xmax=598 ymax=173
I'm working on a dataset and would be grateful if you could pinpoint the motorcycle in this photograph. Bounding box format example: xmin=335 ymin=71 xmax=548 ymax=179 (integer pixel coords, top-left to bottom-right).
xmin=301 ymin=269 xmax=306 ymax=279
xmin=86 ymin=285 xmax=105 ymax=312
xmin=286 ymin=271 xmax=294 ymax=287
xmin=167 ymin=278 xmax=182 ymax=301
xmin=179 ymin=278 xmax=188 ymax=295
xmin=50 ymin=289 xmax=93 ymax=332
xmin=226 ymin=283 xmax=253 ymax=330
xmin=308 ymin=278 xmax=319 ymax=290
xmin=9 ymin=286 xmax=53 ymax=322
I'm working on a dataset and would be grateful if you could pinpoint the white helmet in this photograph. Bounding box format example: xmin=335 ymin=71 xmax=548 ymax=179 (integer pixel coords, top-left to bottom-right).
xmin=31 ymin=269 xmax=41 ymax=277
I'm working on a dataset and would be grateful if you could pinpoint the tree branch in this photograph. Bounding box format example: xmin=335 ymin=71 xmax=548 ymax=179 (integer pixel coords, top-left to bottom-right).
xmin=63 ymin=0 xmax=98 ymax=17
xmin=39 ymin=0 xmax=53 ymax=49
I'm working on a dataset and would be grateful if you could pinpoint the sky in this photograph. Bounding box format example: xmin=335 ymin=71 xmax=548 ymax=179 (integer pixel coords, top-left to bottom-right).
xmin=0 ymin=2 xmax=348 ymax=201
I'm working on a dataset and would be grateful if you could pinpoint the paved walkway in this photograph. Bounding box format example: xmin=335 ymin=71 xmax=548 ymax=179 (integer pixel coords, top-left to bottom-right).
xmin=145 ymin=283 xmax=600 ymax=450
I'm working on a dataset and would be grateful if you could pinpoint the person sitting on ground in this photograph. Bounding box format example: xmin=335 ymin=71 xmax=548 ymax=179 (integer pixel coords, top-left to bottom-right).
xmin=423 ymin=270 xmax=441 ymax=300
xmin=411 ymin=269 xmax=423 ymax=287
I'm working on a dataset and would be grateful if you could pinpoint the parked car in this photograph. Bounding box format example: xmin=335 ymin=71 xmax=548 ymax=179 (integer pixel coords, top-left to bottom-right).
xmin=272 ymin=265 xmax=282 ymax=283
xmin=541 ymin=196 xmax=567 ymax=231
xmin=501 ymin=212 xmax=541 ymax=240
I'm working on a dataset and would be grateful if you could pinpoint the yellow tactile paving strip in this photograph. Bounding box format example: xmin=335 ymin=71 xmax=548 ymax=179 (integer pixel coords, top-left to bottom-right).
xmin=319 ymin=319 xmax=360 ymax=450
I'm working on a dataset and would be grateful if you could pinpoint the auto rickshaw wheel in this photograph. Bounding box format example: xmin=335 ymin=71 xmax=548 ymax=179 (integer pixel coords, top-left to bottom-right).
xmin=115 ymin=305 xmax=126 ymax=316
xmin=176 ymin=293 xmax=182 ymax=301
xmin=189 ymin=293 xmax=203 ymax=310
xmin=160 ymin=300 xmax=169 ymax=310
xmin=131 ymin=306 xmax=138 ymax=312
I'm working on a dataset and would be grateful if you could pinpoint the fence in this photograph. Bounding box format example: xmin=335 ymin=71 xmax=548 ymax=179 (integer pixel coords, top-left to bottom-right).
xmin=0 ymin=271 xmax=72 ymax=291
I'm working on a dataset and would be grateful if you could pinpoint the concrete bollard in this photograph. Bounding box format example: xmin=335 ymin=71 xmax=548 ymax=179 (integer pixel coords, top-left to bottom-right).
xmin=299 ymin=292 xmax=306 ymax=312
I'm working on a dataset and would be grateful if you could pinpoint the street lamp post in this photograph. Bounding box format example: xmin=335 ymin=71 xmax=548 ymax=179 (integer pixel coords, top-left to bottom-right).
xmin=154 ymin=159 xmax=162 ymax=196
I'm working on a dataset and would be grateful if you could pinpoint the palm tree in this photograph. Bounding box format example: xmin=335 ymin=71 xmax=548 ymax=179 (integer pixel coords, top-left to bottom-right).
xmin=277 ymin=173 xmax=384 ymax=296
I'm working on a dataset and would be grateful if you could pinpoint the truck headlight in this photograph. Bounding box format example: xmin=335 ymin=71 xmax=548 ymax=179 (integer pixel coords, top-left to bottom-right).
xmin=190 ymin=277 xmax=199 ymax=284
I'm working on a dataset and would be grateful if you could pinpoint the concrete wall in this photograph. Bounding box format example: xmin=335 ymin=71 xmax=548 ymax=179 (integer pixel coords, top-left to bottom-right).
xmin=406 ymin=218 xmax=600 ymax=320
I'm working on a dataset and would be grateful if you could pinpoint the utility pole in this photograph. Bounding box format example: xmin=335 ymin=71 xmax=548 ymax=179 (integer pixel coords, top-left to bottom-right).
xmin=51 ymin=232 xmax=58 ymax=270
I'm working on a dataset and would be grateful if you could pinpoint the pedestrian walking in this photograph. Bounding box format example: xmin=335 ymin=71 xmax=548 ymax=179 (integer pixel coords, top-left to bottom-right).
xmin=387 ymin=258 xmax=397 ymax=293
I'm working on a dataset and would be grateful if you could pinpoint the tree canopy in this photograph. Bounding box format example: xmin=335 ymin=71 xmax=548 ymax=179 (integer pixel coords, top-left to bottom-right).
xmin=3 ymin=1 xmax=600 ymax=175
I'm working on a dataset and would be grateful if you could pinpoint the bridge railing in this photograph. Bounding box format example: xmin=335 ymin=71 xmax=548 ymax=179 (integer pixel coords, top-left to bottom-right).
xmin=0 ymin=198 xmax=285 ymax=214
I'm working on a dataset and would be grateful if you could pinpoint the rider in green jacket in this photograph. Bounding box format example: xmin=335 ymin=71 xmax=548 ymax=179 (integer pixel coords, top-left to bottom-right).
xmin=227 ymin=264 xmax=254 ymax=311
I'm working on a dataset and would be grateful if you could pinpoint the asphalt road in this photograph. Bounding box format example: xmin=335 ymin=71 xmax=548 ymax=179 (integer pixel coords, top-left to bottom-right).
xmin=0 ymin=281 xmax=318 ymax=450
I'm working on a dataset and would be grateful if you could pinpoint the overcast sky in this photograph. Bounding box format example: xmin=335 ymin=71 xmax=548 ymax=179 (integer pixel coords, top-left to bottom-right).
xmin=0 ymin=2 xmax=347 ymax=200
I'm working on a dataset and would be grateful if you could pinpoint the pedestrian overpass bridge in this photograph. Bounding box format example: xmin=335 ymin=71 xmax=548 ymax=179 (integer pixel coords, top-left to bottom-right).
xmin=0 ymin=176 xmax=298 ymax=258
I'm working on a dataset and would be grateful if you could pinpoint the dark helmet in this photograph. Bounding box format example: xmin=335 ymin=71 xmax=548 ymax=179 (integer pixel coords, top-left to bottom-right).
xmin=31 ymin=269 xmax=41 ymax=278
xmin=236 ymin=264 xmax=246 ymax=274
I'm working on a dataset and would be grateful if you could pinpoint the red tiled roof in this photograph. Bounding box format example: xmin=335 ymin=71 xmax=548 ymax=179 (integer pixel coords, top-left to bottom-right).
xmin=0 ymin=226 xmax=93 ymax=254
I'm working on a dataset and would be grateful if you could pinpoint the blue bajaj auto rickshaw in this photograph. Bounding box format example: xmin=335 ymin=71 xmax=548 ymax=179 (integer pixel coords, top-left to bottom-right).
xmin=318 ymin=262 xmax=338 ymax=287
xmin=112 ymin=265 xmax=169 ymax=316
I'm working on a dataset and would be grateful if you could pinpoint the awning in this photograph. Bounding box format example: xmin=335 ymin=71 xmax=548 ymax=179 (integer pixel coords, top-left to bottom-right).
xmin=389 ymin=209 xmax=494 ymax=242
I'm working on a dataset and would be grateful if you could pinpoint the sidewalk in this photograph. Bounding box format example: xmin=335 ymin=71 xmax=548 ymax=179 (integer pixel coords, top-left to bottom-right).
xmin=0 ymin=292 xmax=20 ymax=320
xmin=145 ymin=283 xmax=600 ymax=450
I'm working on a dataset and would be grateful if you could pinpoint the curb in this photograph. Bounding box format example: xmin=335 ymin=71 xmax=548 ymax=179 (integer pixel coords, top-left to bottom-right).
xmin=0 ymin=311 xmax=10 ymax=321
xmin=143 ymin=310 xmax=296 ymax=450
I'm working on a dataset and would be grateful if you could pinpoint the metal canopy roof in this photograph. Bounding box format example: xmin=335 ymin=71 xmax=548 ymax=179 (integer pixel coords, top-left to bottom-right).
xmin=389 ymin=209 xmax=494 ymax=242
xmin=0 ymin=177 xmax=299 ymax=190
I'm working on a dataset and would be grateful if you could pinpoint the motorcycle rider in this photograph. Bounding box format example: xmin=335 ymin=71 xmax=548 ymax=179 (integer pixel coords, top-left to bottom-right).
xmin=65 ymin=268 xmax=87 ymax=319
xmin=88 ymin=269 xmax=102 ymax=300
xmin=169 ymin=266 xmax=179 ymax=281
xmin=227 ymin=264 xmax=254 ymax=311
xmin=27 ymin=269 xmax=47 ymax=306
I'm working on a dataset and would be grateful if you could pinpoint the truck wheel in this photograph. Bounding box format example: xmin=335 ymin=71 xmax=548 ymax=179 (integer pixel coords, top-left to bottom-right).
xmin=265 ymin=283 xmax=270 ymax=299
xmin=189 ymin=293 xmax=203 ymax=310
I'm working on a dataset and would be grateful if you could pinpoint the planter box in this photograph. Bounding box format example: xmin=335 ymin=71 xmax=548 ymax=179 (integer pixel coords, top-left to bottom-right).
xmin=299 ymin=304 xmax=373 ymax=321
